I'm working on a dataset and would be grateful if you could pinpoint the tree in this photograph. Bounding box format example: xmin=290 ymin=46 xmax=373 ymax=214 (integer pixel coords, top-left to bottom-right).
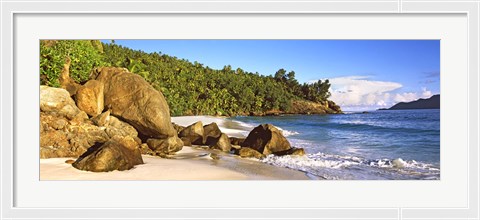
xmin=274 ymin=68 xmax=287 ymax=82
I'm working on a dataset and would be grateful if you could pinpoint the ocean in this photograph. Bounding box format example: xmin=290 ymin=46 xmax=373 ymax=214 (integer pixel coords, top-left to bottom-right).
xmin=229 ymin=109 xmax=440 ymax=180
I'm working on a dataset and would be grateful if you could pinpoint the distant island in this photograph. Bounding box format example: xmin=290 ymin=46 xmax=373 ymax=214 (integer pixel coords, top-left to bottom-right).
xmin=379 ymin=94 xmax=440 ymax=110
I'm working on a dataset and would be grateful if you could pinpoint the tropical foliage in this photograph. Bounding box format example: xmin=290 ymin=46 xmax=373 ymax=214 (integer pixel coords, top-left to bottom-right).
xmin=40 ymin=40 xmax=333 ymax=116
xmin=40 ymin=40 xmax=106 ymax=87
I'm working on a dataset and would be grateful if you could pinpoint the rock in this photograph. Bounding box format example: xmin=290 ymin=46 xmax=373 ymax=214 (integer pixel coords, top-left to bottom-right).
xmin=75 ymin=80 xmax=104 ymax=117
xmin=237 ymin=147 xmax=265 ymax=159
xmin=40 ymin=130 xmax=71 ymax=158
xmin=210 ymin=133 xmax=232 ymax=152
xmin=139 ymin=143 xmax=155 ymax=156
xmin=272 ymin=147 xmax=306 ymax=156
xmin=202 ymin=122 xmax=222 ymax=145
xmin=172 ymin=123 xmax=185 ymax=134
xmin=327 ymin=100 xmax=342 ymax=113
xmin=180 ymin=137 xmax=192 ymax=146
xmin=51 ymin=118 xmax=68 ymax=130
xmin=210 ymin=153 xmax=220 ymax=160
xmin=69 ymin=111 xmax=89 ymax=125
xmin=178 ymin=121 xmax=204 ymax=145
xmin=91 ymin=110 xmax=110 ymax=127
xmin=40 ymin=86 xmax=84 ymax=119
xmin=65 ymin=159 xmax=75 ymax=164
xmin=105 ymin=116 xmax=138 ymax=138
xmin=241 ymin=124 xmax=291 ymax=155
xmin=40 ymin=111 xmax=109 ymax=159
xmin=229 ymin=137 xmax=245 ymax=145
xmin=58 ymin=56 xmax=81 ymax=96
xmin=146 ymin=136 xmax=183 ymax=156
xmin=95 ymin=67 xmax=176 ymax=138
xmin=73 ymin=136 xmax=143 ymax=172
xmin=67 ymin=125 xmax=110 ymax=153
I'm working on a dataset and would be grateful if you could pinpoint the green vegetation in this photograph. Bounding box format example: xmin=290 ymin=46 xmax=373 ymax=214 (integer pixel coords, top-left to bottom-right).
xmin=40 ymin=40 xmax=335 ymax=116
xmin=40 ymin=40 xmax=107 ymax=87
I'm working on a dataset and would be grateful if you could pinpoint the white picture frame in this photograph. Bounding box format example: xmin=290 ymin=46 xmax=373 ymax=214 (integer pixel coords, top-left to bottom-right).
xmin=1 ymin=1 xmax=479 ymax=219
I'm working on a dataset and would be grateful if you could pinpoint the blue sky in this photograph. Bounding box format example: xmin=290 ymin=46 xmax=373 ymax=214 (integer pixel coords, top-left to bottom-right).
xmin=103 ymin=40 xmax=440 ymax=111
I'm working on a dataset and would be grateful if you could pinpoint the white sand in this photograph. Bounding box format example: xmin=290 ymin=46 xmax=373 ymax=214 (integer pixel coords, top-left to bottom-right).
xmin=171 ymin=115 xmax=251 ymax=138
xmin=40 ymin=146 xmax=310 ymax=180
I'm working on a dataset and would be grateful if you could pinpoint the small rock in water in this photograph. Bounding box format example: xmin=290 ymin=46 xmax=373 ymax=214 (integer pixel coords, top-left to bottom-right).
xmin=210 ymin=153 xmax=220 ymax=160
xmin=237 ymin=147 xmax=265 ymax=159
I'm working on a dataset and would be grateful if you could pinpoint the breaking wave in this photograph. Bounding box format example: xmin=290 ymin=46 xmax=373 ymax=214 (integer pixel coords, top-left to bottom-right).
xmin=260 ymin=153 xmax=440 ymax=180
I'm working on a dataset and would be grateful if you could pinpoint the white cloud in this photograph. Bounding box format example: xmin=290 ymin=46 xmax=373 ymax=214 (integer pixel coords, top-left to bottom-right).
xmin=422 ymin=87 xmax=433 ymax=97
xmin=321 ymin=76 xmax=435 ymax=111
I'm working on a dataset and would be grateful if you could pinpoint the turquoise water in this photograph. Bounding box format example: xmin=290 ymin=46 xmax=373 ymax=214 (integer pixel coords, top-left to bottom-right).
xmin=230 ymin=109 xmax=440 ymax=180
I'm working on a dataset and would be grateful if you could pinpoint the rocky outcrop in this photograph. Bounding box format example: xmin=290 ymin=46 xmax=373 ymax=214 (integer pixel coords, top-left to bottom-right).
xmin=94 ymin=67 xmax=176 ymax=139
xmin=241 ymin=124 xmax=292 ymax=155
xmin=72 ymin=136 xmax=143 ymax=172
xmin=146 ymin=136 xmax=183 ymax=156
xmin=287 ymin=100 xmax=342 ymax=115
xmin=75 ymin=80 xmax=104 ymax=117
xmin=40 ymin=86 xmax=142 ymax=159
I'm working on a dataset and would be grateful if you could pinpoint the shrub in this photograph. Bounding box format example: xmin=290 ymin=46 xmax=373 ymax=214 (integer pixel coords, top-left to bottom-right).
xmin=40 ymin=40 xmax=106 ymax=87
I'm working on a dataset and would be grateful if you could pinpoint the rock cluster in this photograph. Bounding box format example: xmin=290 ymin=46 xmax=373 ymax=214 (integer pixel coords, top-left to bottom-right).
xmin=41 ymin=66 xmax=305 ymax=172
xmin=178 ymin=121 xmax=232 ymax=152
xmin=177 ymin=121 xmax=305 ymax=159
xmin=40 ymin=67 xmax=183 ymax=172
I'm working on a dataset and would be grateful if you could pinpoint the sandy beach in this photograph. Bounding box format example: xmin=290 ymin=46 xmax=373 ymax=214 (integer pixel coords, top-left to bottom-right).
xmin=40 ymin=116 xmax=311 ymax=180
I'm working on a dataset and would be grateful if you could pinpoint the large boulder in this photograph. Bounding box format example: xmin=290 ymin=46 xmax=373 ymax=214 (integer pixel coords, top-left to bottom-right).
xmin=178 ymin=121 xmax=204 ymax=145
xmin=75 ymin=80 xmax=104 ymax=117
xmin=202 ymin=122 xmax=222 ymax=145
xmin=146 ymin=136 xmax=183 ymax=156
xmin=72 ymin=136 xmax=143 ymax=172
xmin=210 ymin=133 xmax=232 ymax=152
xmin=40 ymin=86 xmax=86 ymax=120
xmin=241 ymin=124 xmax=291 ymax=155
xmin=94 ymin=67 xmax=176 ymax=138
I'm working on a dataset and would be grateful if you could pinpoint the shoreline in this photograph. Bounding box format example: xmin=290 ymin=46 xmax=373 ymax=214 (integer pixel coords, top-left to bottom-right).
xmin=41 ymin=115 xmax=312 ymax=180
xmin=40 ymin=146 xmax=311 ymax=180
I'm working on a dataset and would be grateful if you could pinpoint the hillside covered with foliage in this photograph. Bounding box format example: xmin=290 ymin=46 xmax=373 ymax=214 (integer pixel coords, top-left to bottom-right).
xmin=40 ymin=40 xmax=341 ymax=116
